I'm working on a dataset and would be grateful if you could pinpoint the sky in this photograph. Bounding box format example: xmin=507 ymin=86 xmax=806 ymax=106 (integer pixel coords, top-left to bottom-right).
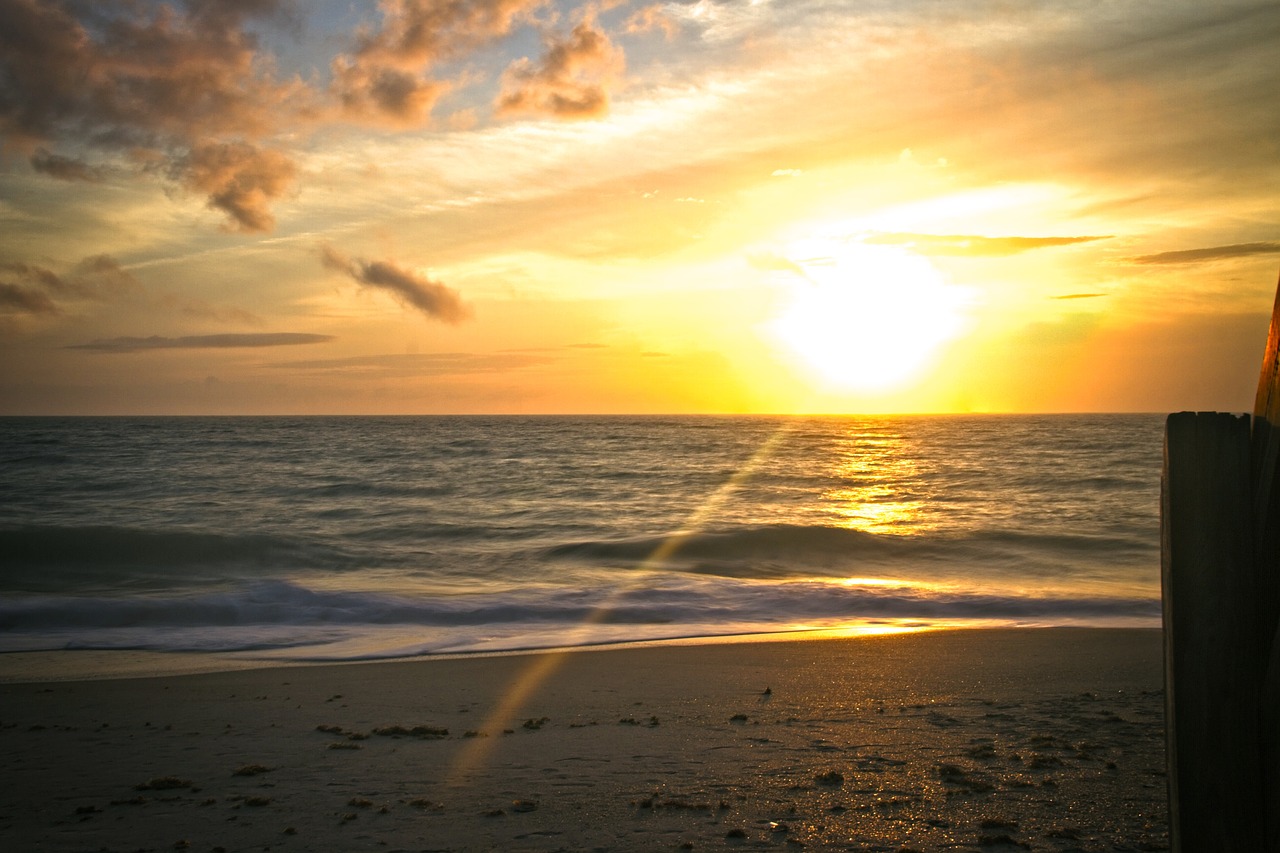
xmin=0 ymin=0 xmax=1277 ymax=415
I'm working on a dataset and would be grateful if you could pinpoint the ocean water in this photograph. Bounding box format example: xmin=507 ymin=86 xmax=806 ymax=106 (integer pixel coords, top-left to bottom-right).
xmin=0 ymin=415 xmax=1164 ymax=672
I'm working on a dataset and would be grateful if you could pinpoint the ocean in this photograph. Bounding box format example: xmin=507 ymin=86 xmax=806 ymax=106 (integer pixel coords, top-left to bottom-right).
xmin=0 ymin=415 xmax=1165 ymax=676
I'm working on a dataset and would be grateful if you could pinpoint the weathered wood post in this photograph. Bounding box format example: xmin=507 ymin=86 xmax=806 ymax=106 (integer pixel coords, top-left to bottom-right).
xmin=1162 ymin=271 xmax=1280 ymax=853
xmin=1252 ymin=275 xmax=1280 ymax=852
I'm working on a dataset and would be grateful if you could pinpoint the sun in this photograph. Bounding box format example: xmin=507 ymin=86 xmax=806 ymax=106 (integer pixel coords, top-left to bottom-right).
xmin=768 ymin=240 xmax=968 ymax=392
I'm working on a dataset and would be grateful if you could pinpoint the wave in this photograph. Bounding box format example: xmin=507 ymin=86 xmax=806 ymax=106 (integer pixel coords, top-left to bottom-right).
xmin=543 ymin=523 xmax=1153 ymax=577
xmin=0 ymin=577 xmax=1160 ymax=656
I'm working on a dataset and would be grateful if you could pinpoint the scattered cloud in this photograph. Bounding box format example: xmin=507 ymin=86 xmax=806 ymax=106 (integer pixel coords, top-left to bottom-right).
xmin=0 ymin=0 xmax=307 ymax=231
xmin=866 ymin=233 xmax=1112 ymax=256
xmin=1052 ymin=293 xmax=1108 ymax=300
xmin=496 ymin=14 xmax=623 ymax=119
xmin=330 ymin=0 xmax=543 ymax=125
xmin=320 ymin=245 xmax=470 ymax=323
xmin=1128 ymin=242 xmax=1280 ymax=265
xmin=68 ymin=333 xmax=335 ymax=353
xmin=771 ymin=169 xmax=803 ymax=177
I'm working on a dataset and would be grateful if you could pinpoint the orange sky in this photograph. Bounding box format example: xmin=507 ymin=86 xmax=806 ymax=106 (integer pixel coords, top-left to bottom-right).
xmin=1 ymin=0 xmax=1277 ymax=414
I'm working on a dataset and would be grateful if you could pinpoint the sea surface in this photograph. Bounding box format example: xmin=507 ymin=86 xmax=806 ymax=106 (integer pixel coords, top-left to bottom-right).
xmin=0 ymin=415 xmax=1165 ymax=675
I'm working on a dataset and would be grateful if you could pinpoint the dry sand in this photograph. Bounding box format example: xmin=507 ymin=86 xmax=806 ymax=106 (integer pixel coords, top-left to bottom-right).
xmin=0 ymin=628 xmax=1168 ymax=852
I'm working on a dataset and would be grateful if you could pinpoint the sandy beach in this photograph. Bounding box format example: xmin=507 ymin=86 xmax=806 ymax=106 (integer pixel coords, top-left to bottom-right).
xmin=0 ymin=628 xmax=1168 ymax=852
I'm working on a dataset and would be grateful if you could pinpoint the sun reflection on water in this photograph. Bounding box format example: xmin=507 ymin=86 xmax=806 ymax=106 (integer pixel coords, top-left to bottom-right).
xmin=820 ymin=424 xmax=932 ymax=535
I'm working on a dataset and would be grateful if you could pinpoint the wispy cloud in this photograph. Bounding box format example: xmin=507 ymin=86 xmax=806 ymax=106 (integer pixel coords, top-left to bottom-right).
xmin=320 ymin=245 xmax=470 ymax=323
xmin=867 ymin=233 xmax=1112 ymax=256
xmin=69 ymin=333 xmax=335 ymax=353
xmin=0 ymin=254 xmax=138 ymax=315
xmin=269 ymin=351 xmax=548 ymax=376
xmin=1129 ymin=242 xmax=1280 ymax=265
xmin=1052 ymin=293 xmax=1108 ymax=300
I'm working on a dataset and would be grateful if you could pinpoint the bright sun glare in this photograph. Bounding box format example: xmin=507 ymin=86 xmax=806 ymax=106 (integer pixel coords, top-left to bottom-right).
xmin=769 ymin=241 xmax=968 ymax=392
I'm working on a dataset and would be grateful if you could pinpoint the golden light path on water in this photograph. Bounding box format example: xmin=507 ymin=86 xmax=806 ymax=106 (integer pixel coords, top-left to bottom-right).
xmin=446 ymin=419 xmax=935 ymax=782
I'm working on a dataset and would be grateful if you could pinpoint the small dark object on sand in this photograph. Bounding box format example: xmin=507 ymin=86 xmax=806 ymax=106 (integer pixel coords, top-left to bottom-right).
xmin=815 ymin=770 xmax=844 ymax=787
xmin=232 ymin=764 xmax=273 ymax=776
xmin=136 ymin=776 xmax=191 ymax=791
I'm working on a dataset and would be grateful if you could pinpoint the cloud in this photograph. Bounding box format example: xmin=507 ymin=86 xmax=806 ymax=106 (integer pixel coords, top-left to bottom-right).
xmin=269 ymin=351 xmax=547 ymax=376
xmin=68 ymin=333 xmax=335 ymax=353
xmin=496 ymin=15 xmax=623 ymax=119
xmin=1052 ymin=293 xmax=1108 ymax=300
xmin=866 ymin=233 xmax=1112 ymax=256
xmin=175 ymin=142 xmax=298 ymax=232
xmin=0 ymin=282 xmax=59 ymax=315
xmin=29 ymin=148 xmax=105 ymax=182
xmin=746 ymin=251 xmax=805 ymax=275
xmin=0 ymin=255 xmax=138 ymax=303
xmin=330 ymin=0 xmax=543 ymax=125
xmin=1128 ymin=242 xmax=1280 ymax=265
xmin=0 ymin=0 xmax=305 ymax=230
xmin=625 ymin=4 xmax=679 ymax=40
xmin=320 ymin=245 xmax=470 ymax=323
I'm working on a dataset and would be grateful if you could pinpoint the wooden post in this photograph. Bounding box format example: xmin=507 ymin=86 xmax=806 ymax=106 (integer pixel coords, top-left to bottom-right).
xmin=1252 ymin=273 xmax=1280 ymax=852
xmin=1163 ymin=412 xmax=1263 ymax=852
xmin=1163 ymin=270 xmax=1280 ymax=852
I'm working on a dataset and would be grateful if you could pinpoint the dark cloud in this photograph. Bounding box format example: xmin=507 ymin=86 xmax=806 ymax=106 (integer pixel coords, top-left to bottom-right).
xmin=321 ymin=245 xmax=469 ymax=323
xmin=0 ymin=0 xmax=304 ymax=231
xmin=496 ymin=16 xmax=622 ymax=119
xmin=0 ymin=255 xmax=138 ymax=302
xmin=0 ymin=282 xmax=58 ymax=315
xmin=866 ymin=233 xmax=1112 ymax=256
xmin=1128 ymin=242 xmax=1280 ymax=265
xmin=68 ymin=333 xmax=335 ymax=353
xmin=30 ymin=148 xmax=105 ymax=182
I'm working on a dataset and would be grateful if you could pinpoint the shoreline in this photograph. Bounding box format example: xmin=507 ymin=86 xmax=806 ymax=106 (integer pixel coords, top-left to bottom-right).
xmin=0 ymin=620 xmax=1160 ymax=684
xmin=0 ymin=627 xmax=1168 ymax=851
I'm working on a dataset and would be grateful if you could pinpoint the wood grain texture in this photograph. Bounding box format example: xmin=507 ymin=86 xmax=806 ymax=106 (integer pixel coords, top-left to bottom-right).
xmin=1162 ymin=412 xmax=1263 ymax=853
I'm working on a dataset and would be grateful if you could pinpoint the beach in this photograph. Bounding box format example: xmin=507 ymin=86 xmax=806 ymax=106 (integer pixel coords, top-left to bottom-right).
xmin=0 ymin=628 xmax=1168 ymax=852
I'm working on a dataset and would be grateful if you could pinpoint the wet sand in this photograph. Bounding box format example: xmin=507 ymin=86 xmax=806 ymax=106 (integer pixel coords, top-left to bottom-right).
xmin=0 ymin=628 xmax=1168 ymax=851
